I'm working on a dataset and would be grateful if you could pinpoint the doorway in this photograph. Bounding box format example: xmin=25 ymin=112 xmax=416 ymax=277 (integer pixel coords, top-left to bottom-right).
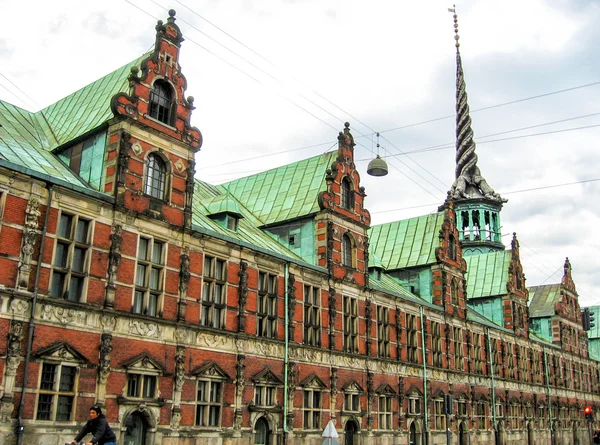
xmin=344 ymin=419 xmax=359 ymax=445
xmin=459 ymin=421 xmax=468 ymax=445
xmin=409 ymin=421 xmax=422 ymax=445
xmin=254 ymin=417 xmax=270 ymax=445
xmin=123 ymin=411 xmax=148 ymax=445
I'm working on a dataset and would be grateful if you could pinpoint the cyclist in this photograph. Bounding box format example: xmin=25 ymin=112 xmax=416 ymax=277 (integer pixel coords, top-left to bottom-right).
xmin=72 ymin=405 xmax=117 ymax=445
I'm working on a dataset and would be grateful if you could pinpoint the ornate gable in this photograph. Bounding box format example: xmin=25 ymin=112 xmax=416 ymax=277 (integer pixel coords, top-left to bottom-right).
xmin=376 ymin=383 xmax=396 ymax=395
xmin=34 ymin=342 xmax=89 ymax=364
xmin=561 ymin=257 xmax=577 ymax=294
xmin=341 ymin=380 xmax=364 ymax=393
xmin=191 ymin=361 xmax=231 ymax=381
xmin=252 ymin=368 xmax=283 ymax=385
xmin=111 ymin=10 xmax=202 ymax=149
xmin=121 ymin=353 xmax=165 ymax=374
xmin=505 ymin=233 xmax=529 ymax=337
xmin=300 ymin=374 xmax=327 ymax=389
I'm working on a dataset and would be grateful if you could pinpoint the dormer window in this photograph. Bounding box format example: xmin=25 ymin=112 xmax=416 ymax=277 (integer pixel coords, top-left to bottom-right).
xmin=145 ymin=154 xmax=167 ymax=199
xmin=341 ymin=177 xmax=354 ymax=210
xmin=149 ymin=80 xmax=174 ymax=125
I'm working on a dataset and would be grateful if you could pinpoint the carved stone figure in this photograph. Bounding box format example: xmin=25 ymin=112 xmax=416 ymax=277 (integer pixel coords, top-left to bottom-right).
xmin=238 ymin=261 xmax=248 ymax=332
xmin=18 ymin=197 xmax=41 ymax=288
xmin=178 ymin=248 xmax=190 ymax=321
xmin=116 ymin=131 xmax=132 ymax=186
xmin=105 ymin=224 xmax=122 ymax=309
xmin=98 ymin=333 xmax=113 ymax=384
xmin=328 ymin=287 xmax=337 ymax=349
xmin=287 ymin=272 xmax=296 ymax=340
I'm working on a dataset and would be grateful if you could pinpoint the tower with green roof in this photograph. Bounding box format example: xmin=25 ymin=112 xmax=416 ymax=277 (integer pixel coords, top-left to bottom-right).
xmin=444 ymin=11 xmax=506 ymax=256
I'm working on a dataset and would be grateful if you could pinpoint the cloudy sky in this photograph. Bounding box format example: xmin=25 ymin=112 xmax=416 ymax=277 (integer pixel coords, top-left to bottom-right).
xmin=1 ymin=0 xmax=599 ymax=305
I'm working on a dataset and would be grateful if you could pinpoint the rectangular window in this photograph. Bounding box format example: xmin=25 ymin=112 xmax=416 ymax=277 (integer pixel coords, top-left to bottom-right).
xmin=377 ymin=306 xmax=391 ymax=358
xmin=303 ymin=389 xmax=321 ymax=429
xmin=201 ymin=256 xmax=226 ymax=328
xmin=50 ymin=213 xmax=91 ymax=302
xmin=472 ymin=333 xmax=483 ymax=374
xmin=196 ymin=380 xmax=223 ymax=427
xmin=378 ymin=395 xmax=393 ymax=430
xmin=127 ymin=374 xmax=157 ymax=399
xmin=476 ymin=401 xmax=486 ymax=429
xmin=431 ymin=321 xmax=442 ymax=367
xmin=343 ymin=296 xmax=358 ymax=353
xmin=344 ymin=392 xmax=360 ymax=412
xmin=304 ymin=285 xmax=321 ymax=346
xmin=407 ymin=314 xmax=418 ymax=364
xmin=36 ymin=363 xmax=77 ymax=421
xmin=133 ymin=237 xmax=164 ymax=317
xmin=254 ymin=385 xmax=276 ymax=407
xmin=433 ymin=399 xmax=446 ymax=430
xmin=457 ymin=399 xmax=467 ymax=417
xmin=57 ymin=132 xmax=107 ymax=191
xmin=257 ymin=272 xmax=278 ymax=338
xmin=454 ymin=327 xmax=464 ymax=371
xmin=408 ymin=396 xmax=421 ymax=415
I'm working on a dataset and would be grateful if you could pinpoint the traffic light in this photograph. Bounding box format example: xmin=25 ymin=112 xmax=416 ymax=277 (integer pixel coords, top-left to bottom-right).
xmin=590 ymin=311 xmax=596 ymax=329
xmin=585 ymin=405 xmax=593 ymax=421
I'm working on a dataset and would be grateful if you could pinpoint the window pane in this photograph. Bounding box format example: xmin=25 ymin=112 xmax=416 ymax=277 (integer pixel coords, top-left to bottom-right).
xmin=133 ymin=291 xmax=144 ymax=314
xmin=215 ymin=260 xmax=224 ymax=280
xmin=197 ymin=381 xmax=207 ymax=402
xmin=36 ymin=394 xmax=53 ymax=420
xmin=149 ymin=267 xmax=161 ymax=290
xmin=54 ymin=242 xmax=68 ymax=268
xmin=58 ymin=214 xmax=72 ymax=239
xmin=50 ymin=272 xmax=65 ymax=298
xmin=208 ymin=406 xmax=220 ymax=426
xmin=152 ymin=242 xmax=163 ymax=264
xmin=138 ymin=238 xmax=149 ymax=260
xmin=143 ymin=375 xmax=156 ymax=398
xmin=59 ymin=366 xmax=77 ymax=391
xmin=40 ymin=363 xmax=57 ymax=390
xmin=72 ymin=247 xmax=86 ymax=272
xmin=56 ymin=395 xmax=73 ymax=421
xmin=127 ymin=374 xmax=140 ymax=397
xmin=210 ymin=382 xmax=221 ymax=403
xmin=74 ymin=220 xmax=89 ymax=243
xmin=148 ymin=293 xmax=158 ymax=317
xmin=136 ymin=264 xmax=147 ymax=287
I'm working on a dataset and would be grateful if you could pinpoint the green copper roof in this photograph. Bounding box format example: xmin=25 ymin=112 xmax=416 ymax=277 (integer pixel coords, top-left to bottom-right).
xmin=586 ymin=305 xmax=600 ymax=339
xmin=528 ymin=284 xmax=561 ymax=318
xmin=41 ymin=53 xmax=149 ymax=150
xmin=464 ymin=250 xmax=510 ymax=299
xmin=192 ymin=179 xmax=302 ymax=258
xmin=372 ymin=273 xmax=428 ymax=305
xmin=369 ymin=212 xmax=445 ymax=270
xmin=221 ymin=152 xmax=334 ymax=226
xmin=0 ymin=100 xmax=87 ymax=186
xmin=205 ymin=193 xmax=243 ymax=218
xmin=466 ymin=307 xmax=511 ymax=333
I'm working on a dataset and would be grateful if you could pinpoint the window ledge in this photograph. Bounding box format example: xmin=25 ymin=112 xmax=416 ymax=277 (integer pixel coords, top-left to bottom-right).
xmin=144 ymin=114 xmax=178 ymax=132
xmin=248 ymin=404 xmax=282 ymax=413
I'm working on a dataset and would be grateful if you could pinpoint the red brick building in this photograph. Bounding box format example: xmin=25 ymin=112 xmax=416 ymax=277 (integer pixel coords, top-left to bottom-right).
xmin=0 ymin=10 xmax=598 ymax=445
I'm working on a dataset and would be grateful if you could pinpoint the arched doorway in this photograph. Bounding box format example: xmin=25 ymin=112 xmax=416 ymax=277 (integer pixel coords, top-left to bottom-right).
xmin=344 ymin=418 xmax=359 ymax=445
xmin=123 ymin=411 xmax=148 ymax=445
xmin=572 ymin=421 xmax=579 ymax=445
xmin=497 ymin=421 xmax=506 ymax=445
xmin=254 ymin=417 xmax=270 ymax=445
xmin=458 ymin=421 xmax=468 ymax=445
xmin=409 ymin=421 xmax=422 ymax=445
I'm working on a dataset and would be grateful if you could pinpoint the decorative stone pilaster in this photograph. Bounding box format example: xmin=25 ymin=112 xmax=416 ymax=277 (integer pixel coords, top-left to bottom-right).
xmin=287 ymin=272 xmax=296 ymax=341
xmin=1 ymin=320 xmax=25 ymax=422
xmin=116 ymin=131 xmax=131 ymax=187
xmin=17 ymin=197 xmax=41 ymax=289
xmin=238 ymin=261 xmax=248 ymax=332
xmin=328 ymin=287 xmax=337 ymax=350
xmin=96 ymin=333 xmax=113 ymax=405
xmin=286 ymin=362 xmax=297 ymax=430
xmin=178 ymin=248 xmax=190 ymax=321
xmin=173 ymin=346 xmax=186 ymax=409
xmin=330 ymin=367 xmax=338 ymax=416
xmin=105 ymin=224 xmax=122 ymax=308
xmin=366 ymin=371 xmax=374 ymax=431
xmin=395 ymin=308 xmax=402 ymax=361
xmin=365 ymin=298 xmax=372 ymax=356
xmin=184 ymin=159 xmax=196 ymax=228
xmin=234 ymin=354 xmax=246 ymax=433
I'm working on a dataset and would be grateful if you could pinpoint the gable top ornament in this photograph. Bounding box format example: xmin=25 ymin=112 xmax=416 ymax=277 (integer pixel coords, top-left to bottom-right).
xmin=446 ymin=7 xmax=506 ymax=205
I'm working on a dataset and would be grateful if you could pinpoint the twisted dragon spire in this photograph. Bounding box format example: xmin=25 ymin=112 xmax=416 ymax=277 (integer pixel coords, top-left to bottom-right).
xmin=448 ymin=8 xmax=505 ymax=203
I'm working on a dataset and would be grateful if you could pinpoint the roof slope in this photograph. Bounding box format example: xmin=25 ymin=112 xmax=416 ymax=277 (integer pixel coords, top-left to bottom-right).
xmin=221 ymin=152 xmax=334 ymax=226
xmin=465 ymin=250 xmax=510 ymax=299
xmin=192 ymin=179 xmax=303 ymax=258
xmin=528 ymin=284 xmax=561 ymax=318
xmin=369 ymin=212 xmax=445 ymax=270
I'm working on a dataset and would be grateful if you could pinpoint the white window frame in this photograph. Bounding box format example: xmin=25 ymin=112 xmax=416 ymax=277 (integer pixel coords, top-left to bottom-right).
xmin=343 ymin=296 xmax=358 ymax=353
xmin=195 ymin=378 xmax=224 ymax=427
xmin=304 ymin=284 xmax=321 ymax=347
xmin=35 ymin=360 xmax=79 ymax=422
xmin=201 ymin=255 xmax=226 ymax=328
xmin=257 ymin=272 xmax=278 ymax=338
xmin=133 ymin=236 xmax=165 ymax=317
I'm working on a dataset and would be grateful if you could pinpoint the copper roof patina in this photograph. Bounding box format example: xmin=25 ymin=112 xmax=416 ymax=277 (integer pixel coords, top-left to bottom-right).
xmin=528 ymin=284 xmax=562 ymax=318
xmin=464 ymin=250 xmax=511 ymax=299
xmin=369 ymin=212 xmax=445 ymax=271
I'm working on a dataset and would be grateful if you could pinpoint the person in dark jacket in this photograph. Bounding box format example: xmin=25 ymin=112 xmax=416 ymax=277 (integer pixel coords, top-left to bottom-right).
xmin=72 ymin=405 xmax=117 ymax=445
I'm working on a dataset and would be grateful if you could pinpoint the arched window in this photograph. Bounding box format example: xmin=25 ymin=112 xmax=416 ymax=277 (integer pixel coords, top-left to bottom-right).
xmin=448 ymin=234 xmax=457 ymax=261
xmin=342 ymin=234 xmax=353 ymax=267
xmin=149 ymin=80 xmax=174 ymax=125
xmin=451 ymin=278 xmax=459 ymax=305
xmin=341 ymin=177 xmax=354 ymax=210
xmin=145 ymin=154 xmax=167 ymax=199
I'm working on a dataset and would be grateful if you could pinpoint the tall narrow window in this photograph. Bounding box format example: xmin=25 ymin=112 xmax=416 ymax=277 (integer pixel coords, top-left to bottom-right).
xmin=340 ymin=177 xmax=353 ymax=210
xmin=472 ymin=333 xmax=483 ymax=374
xmin=407 ymin=314 xmax=419 ymax=364
xmin=378 ymin=394 xmax=393 ymax=430
xmin=448 ymin=234 xmax=457 ymax=260
xmin=343 ymin=296 xmax=358 ymax=353
xmin=202 ymin=256 xmax=226 ymax=328
xmin=50 ymin=213 xmax=91 ymax=302
xmin=149 ymin=80 xmax=174 ymax=125
xmin=127 ymin=373 xmax=157 ymax=399
xmin=257 ymin=272 xmax=278 ymax=338
xmin=454 ymin=327 xmax=464 ymax=371
xmin=145 ymin=154 xmax=167 ymax=199
xmin=433 ymin=398 xmax=446 ymax=430
xmin=133 ymin=237 xmax=164 ymax=317
xmin=450 ymin=278 xmax=459 ymax=305
xmin=476 ymin=401 xmax=486 ymax=429
xmin=304 ymin=285 xmax=321 ymax=346
xmin=431 ymin=322 xmax=442 ymax=367
xmin=377 ymin=306 xmax=391 ymax=358
xmin=196 ymin=379 xmax=223 ymax=427
xmin=36 ymin=362 xmax=77 ymax=421
xmin=342 ymin=234 xmax=353 ymax=267
xmin=303 ymin=387 xmax=322 ymax=429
